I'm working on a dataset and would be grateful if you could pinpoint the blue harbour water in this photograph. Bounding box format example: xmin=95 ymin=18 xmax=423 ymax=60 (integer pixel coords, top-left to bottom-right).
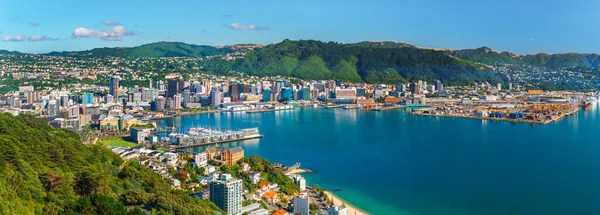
xmin=157 ymin=104 xmax=600 ymax=215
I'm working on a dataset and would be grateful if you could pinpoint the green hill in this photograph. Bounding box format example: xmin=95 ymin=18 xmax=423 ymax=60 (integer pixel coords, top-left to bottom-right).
xmin=45 ymin=42 xmax=233 ymax=58
xmin=201 ymin=39 xmax=506 ymax=85
xmin=452 ymin=47 xmax=600 ymax=68
xmin=0 ymin=113 xmax=220 ymax=214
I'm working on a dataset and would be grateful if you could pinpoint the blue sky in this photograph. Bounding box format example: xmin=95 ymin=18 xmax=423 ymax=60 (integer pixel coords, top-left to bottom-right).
xmin=0 ymin=0 xmax=598 ymax=54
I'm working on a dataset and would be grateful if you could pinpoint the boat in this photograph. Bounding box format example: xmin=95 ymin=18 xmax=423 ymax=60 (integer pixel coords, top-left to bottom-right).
xmin=371 ymin=107 xmax=383 ymax=111
xmin=343 ymin=105 xmax=358 ymax=110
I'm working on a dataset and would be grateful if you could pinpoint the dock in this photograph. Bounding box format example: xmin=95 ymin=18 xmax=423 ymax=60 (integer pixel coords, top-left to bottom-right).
xmin=246 ymin=108 xmax=294 ymax=113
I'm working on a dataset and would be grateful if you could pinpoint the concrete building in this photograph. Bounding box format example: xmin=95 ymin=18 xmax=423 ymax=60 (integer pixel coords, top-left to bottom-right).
xmin=210 ymin=91 xmax=222 ymax=107
xmin=194 ymin=152 xmax=208 ymax=168
xmin=293 ymin=175 xmax=306 ymax=191
xmin=130 ymin=127 xmax=151 ymax=144
xmin=327 ymin=206 xmax=348 ymax=215
xmin=210 ymin=174 xmax=243 ymax=215
xmin=293 ymin=194 xmax=309 ymax=215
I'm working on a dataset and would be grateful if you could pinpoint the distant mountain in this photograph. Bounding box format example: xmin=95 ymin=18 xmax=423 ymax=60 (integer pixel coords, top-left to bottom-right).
xmin=452 ymin=47 xmax=600 ymax=68
xmin=0 ymin=50 xmax=22 ymax=55
xmin=45 ymin=42 xmax=235 ymax=58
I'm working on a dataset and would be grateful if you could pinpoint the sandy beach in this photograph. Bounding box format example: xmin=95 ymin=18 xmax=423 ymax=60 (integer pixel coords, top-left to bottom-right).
xmin=324 ymin=191 xmax=369 ymax=215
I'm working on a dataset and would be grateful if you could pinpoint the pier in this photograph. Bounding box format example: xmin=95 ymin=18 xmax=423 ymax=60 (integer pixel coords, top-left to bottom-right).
xmin=172 ymin=134 xmax=264 ymax=149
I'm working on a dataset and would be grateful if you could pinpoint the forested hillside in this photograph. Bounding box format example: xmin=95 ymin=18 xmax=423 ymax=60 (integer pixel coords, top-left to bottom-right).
xmin=202 ymin=40 xmax=507 ymax=85
xmin=0 ymin=113 xmax=220 ymax=215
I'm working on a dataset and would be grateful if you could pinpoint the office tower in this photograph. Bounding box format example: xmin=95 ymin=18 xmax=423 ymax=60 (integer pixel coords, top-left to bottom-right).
xmin=109 ymin=76 xmax=119 ymax=99
xmin=154 ymin=96 xmax=166 ymax=112
xmin=167 ymin=77 xmax=185 ymax=98
xmin=210 ymin=91 xmax=222 ymax=107
xmin=209 ymin=174 xmax=242 ymax=215
xmin=435 ymin=80 xmax=443 ymax=92
xmin=142 ymin=89 xmax=158 ymax=102
xmin=263 ymin=89 xmax=271 ymax=102
xmin=47 ymin=99 xmax=59 ymax=117
xmin=182 ymin=90 xmax=192 ymax=104
xmin=230 ymin=82 xmax=239 ymax=102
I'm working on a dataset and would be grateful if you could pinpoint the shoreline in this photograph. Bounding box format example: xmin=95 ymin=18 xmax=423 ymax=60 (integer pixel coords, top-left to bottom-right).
xmin=324 ymin=190 xmax=369 ymax=215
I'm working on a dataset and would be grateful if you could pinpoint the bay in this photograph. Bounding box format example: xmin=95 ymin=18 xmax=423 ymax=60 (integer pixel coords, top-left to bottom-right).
xmin=156 ymin=104 xmax=600 ymax=215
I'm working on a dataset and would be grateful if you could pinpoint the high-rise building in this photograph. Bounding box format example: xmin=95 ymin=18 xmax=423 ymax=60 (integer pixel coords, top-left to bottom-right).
xmin=210 ymin=91 xmax=222 ymax=107
xmin=293 ymin=194 xmax=309 ymax=215
xmin=434 ymin=80 xmax=443 ymax=92
xmin=210 ymin=174 xmax=243 ymax=215
xmin=60 ymin=95 xmax=70 ymax=109
xmin=229 ymin=82 xmax=240 ymax=102
xmin=167 ymin=77 xmax=185 ymax=98
xmin=293 ymin=175 xmax=306 ymax=191
xmin=300 ymin=87 xmax=311 ymax=100
xmin=280 ymin=88 xmax=293 ymax=102
xmin=262 ymin=89 xmax=271 ymax=102
xmin=81 ymin=93 xmax=94 ymax=105
xmin=154 ymin=96 xmax=166 ymax=112
xmin=182 ymin=90 xmax=192 ymax=104
xmin=109 ymin=76 xmax=120 ymax=99
xmin=47 ymin=99 xmax=59 ymax=117
xmin=410 ymin=83 xmax=421 ymax=95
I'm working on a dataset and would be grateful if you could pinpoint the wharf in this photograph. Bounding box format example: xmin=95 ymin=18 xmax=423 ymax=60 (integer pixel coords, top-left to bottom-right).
xmin=246 ymin=108 xmax=294 ymax=113
xmin=172 ymin=135 xmax=264 ymax=149
xmin=321 ymin=104 xmax=344 ymax=109
xmin=380 ymin=105 xmax=406 ymax=111
xmin=412 ymin=108 xmax=580 ymax=124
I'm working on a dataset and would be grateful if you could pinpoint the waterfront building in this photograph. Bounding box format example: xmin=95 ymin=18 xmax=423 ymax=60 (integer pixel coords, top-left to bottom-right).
xmin=335 ymin=88 xmax=357 ymax=100
xmin=497 ymin=83 xmax=502 ymax=91
xmin=293 ymin=194 xmax=309 ymax=215
xmin=262 ymin=89 xmax=272 ymax=102
xmin=280 ymin=88 xmax=294 ymax=102
xmin=81 ymin=93 xmax=94 ymax=105
xmin=210 ymin=174 xmax=243 ymax=215
xmin=109 ymin=76 xmax=120 ymax=99
xmin=327 ymin=206 xmax=348 ymax=215
xmin=130 ymin=127 xmax=151 ymax=144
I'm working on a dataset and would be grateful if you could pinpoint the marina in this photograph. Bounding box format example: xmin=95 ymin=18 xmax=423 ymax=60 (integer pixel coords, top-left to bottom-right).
xmin=170 ymin=127 xmax=263 ymax=148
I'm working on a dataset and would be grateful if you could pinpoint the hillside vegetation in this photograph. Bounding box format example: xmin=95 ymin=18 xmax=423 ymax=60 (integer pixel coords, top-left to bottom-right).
xmin=0 ymin=113 xmax=220 ymax=215
xmin=202 ymin=40 xmax=506 ymax=85
xmin=45 ymin=42 xmax=233 ymax=58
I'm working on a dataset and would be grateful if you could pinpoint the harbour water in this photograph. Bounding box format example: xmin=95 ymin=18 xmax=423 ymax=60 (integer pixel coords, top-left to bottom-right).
xmin=157 ymin=104 xmax=600 ymax=215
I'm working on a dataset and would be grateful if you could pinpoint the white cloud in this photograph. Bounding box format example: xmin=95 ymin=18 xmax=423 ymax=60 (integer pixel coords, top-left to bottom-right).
xmin=230 ymin=22 xmax=266 ymax=30
xmin=72 ymin=25 xmax=134 ymax=41
xmin=28 ymin=35 xmax=57 ymax=42
xmin=2 ymin=36 xmax=26 ymax=42
xmin=102 ymin=20 xmax=121 ymax=26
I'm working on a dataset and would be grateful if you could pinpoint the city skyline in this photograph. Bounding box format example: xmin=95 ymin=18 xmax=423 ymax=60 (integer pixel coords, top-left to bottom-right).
xmin=1 ymin=0 xmax=599 ymax=54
